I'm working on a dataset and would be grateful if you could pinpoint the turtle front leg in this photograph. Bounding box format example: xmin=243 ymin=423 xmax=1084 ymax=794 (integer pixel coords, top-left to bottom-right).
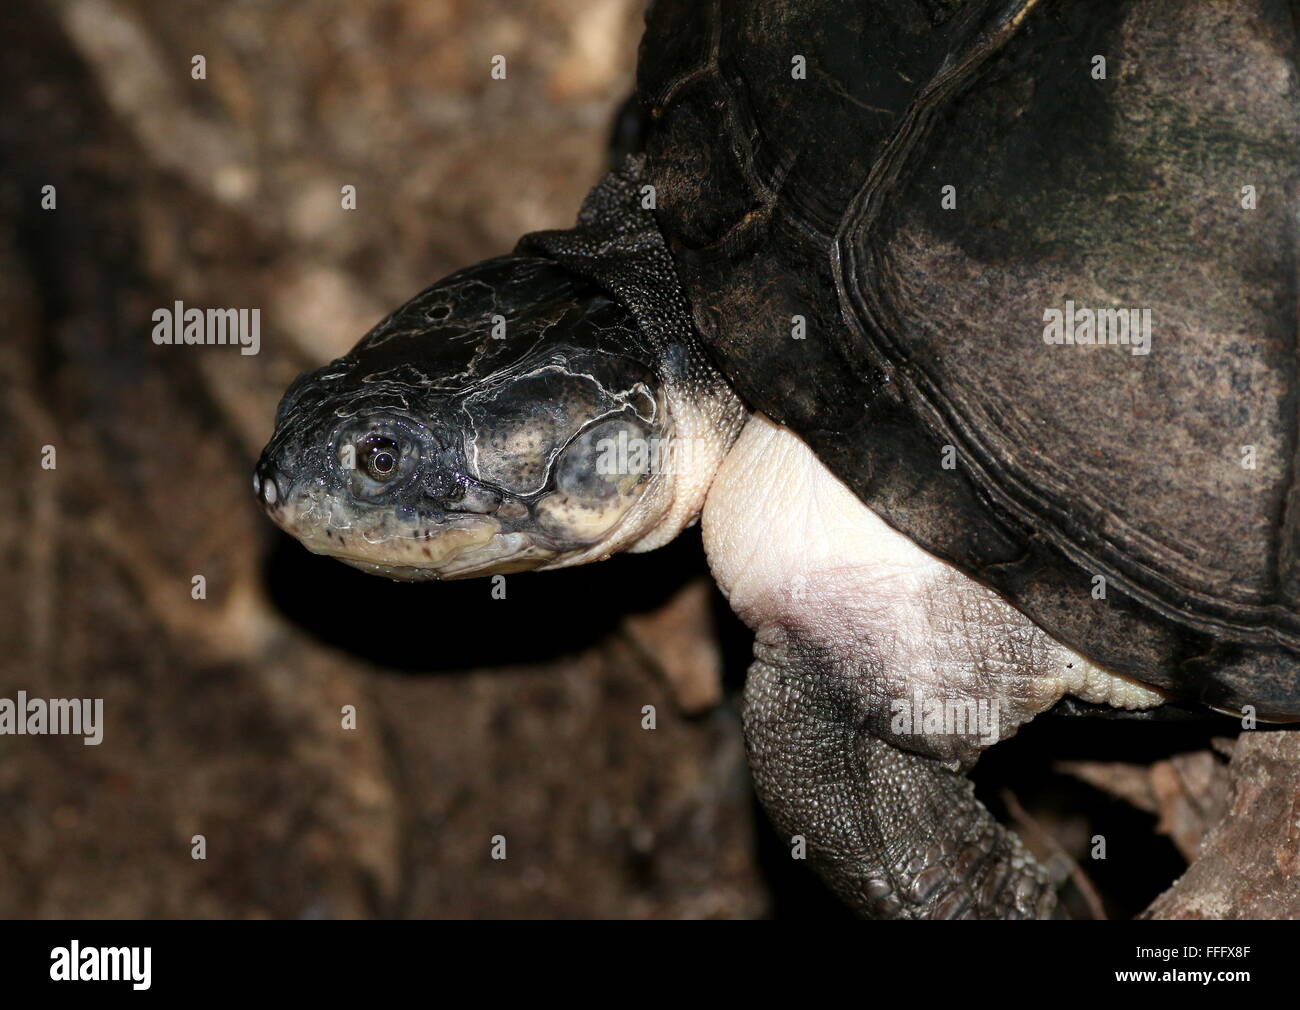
xmin=703 ymin=416 xmax=1165 ymax=918
xmin=742 ymin=631 xmax=1055 ymax=919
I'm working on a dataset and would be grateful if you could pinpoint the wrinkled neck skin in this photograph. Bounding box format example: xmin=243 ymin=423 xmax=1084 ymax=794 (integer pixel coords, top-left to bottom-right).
xmin=256 ymin=159 xmax=747 ymax=581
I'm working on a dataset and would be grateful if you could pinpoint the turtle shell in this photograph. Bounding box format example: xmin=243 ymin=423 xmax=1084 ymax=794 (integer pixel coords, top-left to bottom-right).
xmin=636 ymin=0 xmax=1300 ymax=718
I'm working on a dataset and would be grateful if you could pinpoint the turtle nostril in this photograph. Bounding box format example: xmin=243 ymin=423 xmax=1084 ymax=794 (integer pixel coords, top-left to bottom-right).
xmin=255 ymin=461 xmax=285 ymax=507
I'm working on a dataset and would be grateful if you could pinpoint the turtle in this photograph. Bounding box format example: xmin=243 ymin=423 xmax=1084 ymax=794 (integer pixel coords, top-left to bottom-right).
xmin=255 ymin=0 xmax=1300 ymax=919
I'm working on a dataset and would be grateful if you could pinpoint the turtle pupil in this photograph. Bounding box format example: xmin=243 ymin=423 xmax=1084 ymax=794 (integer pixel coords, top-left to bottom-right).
xmin=359 ymin=435 xmax=402 ymax=481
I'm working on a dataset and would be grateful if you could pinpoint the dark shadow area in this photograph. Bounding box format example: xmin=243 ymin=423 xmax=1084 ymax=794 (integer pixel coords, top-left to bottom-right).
xmin=975 ymin=714 xmax=1243 ymax=920
xmin=263 ymin=524 xmax=714 ymax=671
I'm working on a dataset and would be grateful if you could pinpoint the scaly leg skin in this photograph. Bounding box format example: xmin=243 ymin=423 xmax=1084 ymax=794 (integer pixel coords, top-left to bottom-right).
xmin=744 ymin=633 xmax=1054 ymax=919
xmin=703 ymin=416 xmax=1164 ymax=919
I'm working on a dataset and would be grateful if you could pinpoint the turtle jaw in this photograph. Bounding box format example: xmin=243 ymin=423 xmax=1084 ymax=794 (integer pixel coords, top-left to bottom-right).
xmin=259 ymin=481 xmax=562 ymax=581
xmin=258 ymin=470 xmax=682 ymax=581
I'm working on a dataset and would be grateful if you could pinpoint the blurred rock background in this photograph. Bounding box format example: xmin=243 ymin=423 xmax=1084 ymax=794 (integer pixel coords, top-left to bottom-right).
xmin=0 ymin=0 xmax=774 ymax=919
xmin=0 ymin=0 xmax=1281 ymax=920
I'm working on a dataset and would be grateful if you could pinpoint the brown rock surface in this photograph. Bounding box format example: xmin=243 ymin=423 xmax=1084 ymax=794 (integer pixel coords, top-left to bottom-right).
xmin=0 ymin=0 xmax=766 ymax=919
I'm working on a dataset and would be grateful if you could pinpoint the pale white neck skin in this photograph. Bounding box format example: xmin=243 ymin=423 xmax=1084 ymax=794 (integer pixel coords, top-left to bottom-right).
xmin=701 ymin=414 xmax=1163 ymax=742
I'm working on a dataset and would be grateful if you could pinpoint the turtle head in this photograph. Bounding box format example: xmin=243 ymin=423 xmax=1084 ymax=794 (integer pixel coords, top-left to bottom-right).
xmin=255 ymin=256 xmax=681 ymax=580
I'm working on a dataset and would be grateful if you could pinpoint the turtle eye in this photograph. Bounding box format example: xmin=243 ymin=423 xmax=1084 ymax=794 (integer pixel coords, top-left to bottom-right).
xmin=358 ymin=434 xmax=402 ymax=481
xmin=337 ymin=422 xmax=421 ymax=499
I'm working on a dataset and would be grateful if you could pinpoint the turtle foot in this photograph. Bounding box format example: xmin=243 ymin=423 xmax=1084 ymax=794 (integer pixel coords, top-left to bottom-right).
xmin=743 ymin=652 xmax=1061 ymax=920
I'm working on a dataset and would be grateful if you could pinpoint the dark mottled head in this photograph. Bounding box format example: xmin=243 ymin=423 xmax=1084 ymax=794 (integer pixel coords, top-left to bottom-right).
xmin=256 ymin=256 xmax=679 ymax=579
